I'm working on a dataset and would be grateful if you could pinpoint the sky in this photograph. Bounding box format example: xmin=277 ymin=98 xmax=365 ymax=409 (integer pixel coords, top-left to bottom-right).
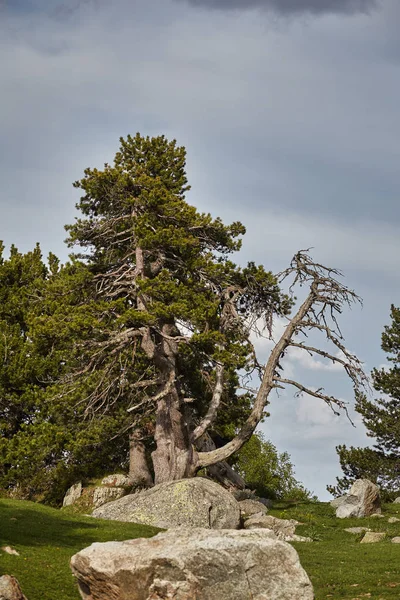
xmin=1 ymin=0 xmax=399 ymax=499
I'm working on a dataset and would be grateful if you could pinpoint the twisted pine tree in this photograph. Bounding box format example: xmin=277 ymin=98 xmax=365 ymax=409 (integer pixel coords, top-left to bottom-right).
xmin=329 ymin=305 xmax=400 ymax=499
xmin=62 ymin=133 xmax=366 ymax=487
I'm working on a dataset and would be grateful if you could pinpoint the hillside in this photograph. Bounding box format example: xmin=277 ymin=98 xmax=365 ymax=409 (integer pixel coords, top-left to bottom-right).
xmin=2 ymin=498 xmax=400 ymax=599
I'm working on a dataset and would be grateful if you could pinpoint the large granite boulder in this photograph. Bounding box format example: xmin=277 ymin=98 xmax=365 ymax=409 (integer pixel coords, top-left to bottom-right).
xmin=330 ymin=495 xmax=347 ymax=509
xmin=0 ymin=576 xmax=27 ymax=600
xmin=62 ymin=482 xmax=82 ymax=508
xmin=335 ymin=479 xmax=381 ymax=519
xmin=71 ymin=528 xmax=314 ymax=600
xmin=92 ymin=478 xmax=241 ymax=529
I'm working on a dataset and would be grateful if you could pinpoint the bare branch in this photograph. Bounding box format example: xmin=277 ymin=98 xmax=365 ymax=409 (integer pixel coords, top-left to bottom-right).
xmin=192 ymin=361 xmax=224 ymax=442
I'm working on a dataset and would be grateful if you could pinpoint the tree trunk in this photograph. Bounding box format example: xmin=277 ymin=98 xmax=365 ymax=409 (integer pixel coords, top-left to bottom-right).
xmin=128 ymin=429 xmax=153 ymax=488
xmin=151 ymin=389 xmax=198 ymax=484
xmin=196 ymin=433 xmax=246 ymax=490
xmin=151 ymin=322 xmax=198 ymax=484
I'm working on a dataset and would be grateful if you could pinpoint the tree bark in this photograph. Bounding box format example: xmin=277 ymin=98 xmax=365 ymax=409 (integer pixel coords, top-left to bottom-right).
xmin=196 ymin=433 xmax=245 ymax=490
xmin=151 ymin=323 xmax=198 ymax=484
xmin=128 ymin=429 xmax=154 ymax=487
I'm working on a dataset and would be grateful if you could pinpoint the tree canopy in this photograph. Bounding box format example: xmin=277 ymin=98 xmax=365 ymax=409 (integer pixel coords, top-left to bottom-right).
xmin=0 ymin=133 xmax=367 ymax=502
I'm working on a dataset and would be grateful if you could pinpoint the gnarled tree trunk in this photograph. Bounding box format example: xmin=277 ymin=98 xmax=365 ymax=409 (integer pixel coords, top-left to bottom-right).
xmin=150 ymin=322 xmax=198 ymax=484
xmin=128 ymin=429 xmax=153 ymax=488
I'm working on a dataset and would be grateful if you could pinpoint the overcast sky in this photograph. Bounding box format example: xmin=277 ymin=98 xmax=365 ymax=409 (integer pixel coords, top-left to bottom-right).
xmin=1 ymin=0 xmax=399 ymax=499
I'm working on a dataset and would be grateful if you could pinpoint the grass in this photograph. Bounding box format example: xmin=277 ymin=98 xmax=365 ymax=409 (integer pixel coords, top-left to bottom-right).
xmin=2 ymin=497 xmax=400 ymax=599
xmin=269 ymin=501 xmax=400 ymax=599
xmin=0 ymin=497 xmax=159 ymax=600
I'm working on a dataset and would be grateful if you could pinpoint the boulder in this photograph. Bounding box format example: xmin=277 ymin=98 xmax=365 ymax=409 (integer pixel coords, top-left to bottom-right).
xmin=62 ymin=482 xmax=82 ymax=508
xmin=0 ymin=576 xmax=27 ymax=600
xmin=360 ymin=531 xmax=386 ymax=543
xmin=335 ymin=479 xmax=381 ymax=519
xmin=393 ymin=497 xmax=400 ymax=503
xmin=330 ymin=495 xmax=347 ymax=509
xmin=238 ymin=499 xmax=268 ymax=519
xmin=344 ymin=527 xmax=371 ymax=534
xmin=244 ymin=515 xmax=298 ymax=539
xmin=232 ymin=489 xmax=273 ymax=508
xmin=92 ymin=486 xmax=126 ymax=508
xmin=232 ymin=489 xmax=258 ymax=501
xmin=100 ymin=473 xmax=132 ymax=487
xmin=71 ymin=527 xmax=314 ymax=600
xmin=391 ymin=537 xmax=400 ymax=543
xmin=92 ymin=478 xmax=241 ymax=529
xmin=258 ymin=497 xmax=274 ymax=509
xmin=388 ymin=517 xmax=400 ymax=523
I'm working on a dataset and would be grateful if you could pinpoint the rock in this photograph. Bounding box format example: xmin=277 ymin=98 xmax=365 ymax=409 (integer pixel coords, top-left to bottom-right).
xmin=370 ymin=513 xmax=385 ymax=518
xmin=336 ymin=479 xmax=381 ymax=519
xmin=92 ymin=478 xmax=241 ymax=529
xmin=92 ymin=486 xmax=127 ymax=508
xmin=289 ymin=535 xmax=313 ymax=543
xmin=344 ymin=527 xmax=371 ymax=534
xmin=388 ymin=517 xmax=400 ymax=523
xmin=100 ymin=473 xmax=132 ymax=487
xmin=238 ymin=499 xmax=268 ymax=519
xmin=391 ymin=537 xmax=400 ymax=543
xmin=330 ymin=495 xmax=347 ymax=509
xmin=1 ymin=546 xmax=19 ymax=556
xmin=232 ymin=489 xmax=258 ymax=501
xmin=393 ymin=497 xmax=400 ymax=503
xmin=71 ymin=527 xmax=314 ymax=600
xmin=0 ymin=575 xmax=27 ymax=600
xmin=258 ymin=497 xmax=274 ymax=509
xmin=360 ymin=531 xmax=386 ymax=543
xmin=231 ymin=489 xmax=273 ymax=508
xmin=62 ymin=482 xmax=82 ymax=508
xmin=244 ymin=515 xmax=297 ymax=538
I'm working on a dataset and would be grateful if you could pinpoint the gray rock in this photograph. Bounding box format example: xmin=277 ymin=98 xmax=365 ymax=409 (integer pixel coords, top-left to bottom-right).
xmin=100 ymin=473 xmax=132 ymax=487
xmin=288 ymin=535 xmax=313 ymax=543
xmin=62 ymin=482 xmax=82 ymax=508
xmin=92 ymin=478 xmax=241 ymax=529
xmin=330 ymin=495 xmax=347 ymax=509
xmin=70 ymin=528 xmax=314 ymax=600
xmin=0 ymin=575 xmax=27 ymax=600
xmin=92 ymin=486 xmax=127 ymax=508
xmin=388 ymin=517 xmax=400 ymax=523
xmin=393 ymin=497 xmax=400 ymax=503
xmin=232 ymin=489 xmax=258 ymax=502
xmin=391 ymin=537 xmax=400 ymax=543
xmin=360 ymin=531 xmax=386 ymax=543
xmin=344 ymin=527 xmax=371 ymax=534
xmin=238 ymin=499 xmax=268 ymax=519
xmin=370 ymin=513 xmax=385 ymax=518
xmin=336 ymin=479 xmax=381 ymax=519
xmin=244 ymin=515 xmax=297 ymax=538
xmin=258 ymin=497 xmax=274 ymax=509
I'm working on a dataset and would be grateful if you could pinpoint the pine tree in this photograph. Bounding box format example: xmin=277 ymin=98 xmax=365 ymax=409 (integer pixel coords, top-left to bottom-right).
xmin=62 ymin=133 xmax=366 ymax=486
xmin=329 ymin=305 xmax=400 ymax=499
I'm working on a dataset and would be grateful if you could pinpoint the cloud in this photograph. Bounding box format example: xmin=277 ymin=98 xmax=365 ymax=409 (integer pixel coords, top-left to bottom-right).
xmin=177 ymin=0 xmax=377 ymax=16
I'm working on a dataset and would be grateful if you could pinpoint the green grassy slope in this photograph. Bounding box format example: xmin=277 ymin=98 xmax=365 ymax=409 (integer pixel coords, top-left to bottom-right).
xmin=0 ymin=498 xmax=159 ymax=600
xmin=270 ymin=501 xmax=400 ymax=599
xmin=2 ymin=497 xmax=400 ymax=599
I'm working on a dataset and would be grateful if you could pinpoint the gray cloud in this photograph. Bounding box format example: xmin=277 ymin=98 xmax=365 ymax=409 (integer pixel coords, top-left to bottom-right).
xmin=177 ymin=0 xmax=377 ymax=15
